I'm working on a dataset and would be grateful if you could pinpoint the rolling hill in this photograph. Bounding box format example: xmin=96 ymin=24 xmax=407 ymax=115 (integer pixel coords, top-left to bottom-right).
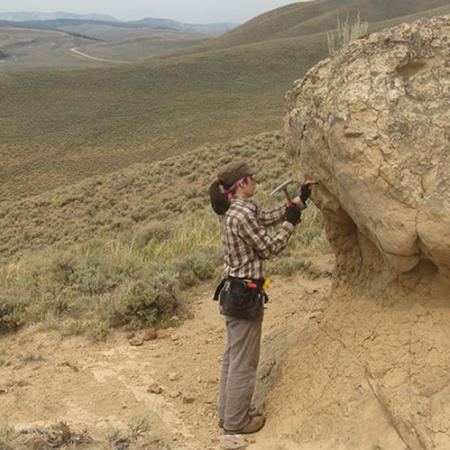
xmin=0 ymin=14 xmax=237 ymax=40
xmin=0 ymin=131 xmax=289 ymax=260
xmin=198 ymin=0 xmax=450 ymax=51
xmin=0 ymin=26 xmax=208 ymax=69
xmin=0 ymin=11 xmax=118 ymax=22
xmin=1 ymin=0 xmax=449 ymax=202
xmin=0 ymin=27 xmax=99 ymax=69
xmin=0 ymin=31 xmax=328 ymax=201
xmin=0 ymin=14 xmax=237 ymax=69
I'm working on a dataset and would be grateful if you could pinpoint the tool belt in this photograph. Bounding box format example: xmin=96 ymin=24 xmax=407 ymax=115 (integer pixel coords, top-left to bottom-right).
xmin=213 ymin=277 xmax=268 ymax=322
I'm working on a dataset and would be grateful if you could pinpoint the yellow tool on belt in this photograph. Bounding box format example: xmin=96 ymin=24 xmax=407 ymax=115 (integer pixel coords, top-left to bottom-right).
xmin=262 ymin=278 xmax=272 ymax=290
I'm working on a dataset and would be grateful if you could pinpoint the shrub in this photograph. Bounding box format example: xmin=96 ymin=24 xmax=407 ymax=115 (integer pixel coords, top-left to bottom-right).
xmin=175 ymin=250 xmax=221 ymax=289
xmin=268 ymin=257 xmax=325 ymax=279
xmin=143 ymin=213 xmax=220 ymax=261
xmin=107 ymin=217 xmax=135 ymax=231
xmin=0 ymin=425 xmax=15 ymax=450
xmin=0 ymin=297 xmax=26 ymax=333
xmin=49 ymin=252 xmax=77 ymax=285
xmin=268 ymin=258 xmax=312 ymax=277
xmin=0 ymin=423 xmax=92 ymax=449
xmin=134 ymin=221 xmax=174 ymax=249
xmin=25 ymin=291 xmax=75 ymax=321
xmin=105 ymin=273 xmax=179 ymax=329
xmin=296 ymin=205 xmax=329 ymax=248
xmin=87 ymin=320 xmax=109 ymax=342
xmin=0 ymin=199 xmax=327 ymax=335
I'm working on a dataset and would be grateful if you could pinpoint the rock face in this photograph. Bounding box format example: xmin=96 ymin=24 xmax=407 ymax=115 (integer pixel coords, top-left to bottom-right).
xmin=285 ymin=15 xmax=450 ymax=288
xmin=278 ymin=16 xmax=450 ymax=450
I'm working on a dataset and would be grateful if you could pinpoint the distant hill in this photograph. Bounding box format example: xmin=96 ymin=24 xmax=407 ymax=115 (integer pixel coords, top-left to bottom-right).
xmin=0 ymin=12 xmax=237 ymax=37
xmin=132 ymin=18 xmax=237 ymax=35
xmin=0 ymin=11 xmax=118 ymax=22
xmin=24 ymin=17 xmax=237 ymax=37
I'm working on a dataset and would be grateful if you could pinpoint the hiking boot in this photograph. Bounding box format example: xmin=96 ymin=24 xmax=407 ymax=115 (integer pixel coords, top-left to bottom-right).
xmin=240 ymin=415 xmax=265 ymax=434
xmin=225 ymin=415 xmax=266 ymax=435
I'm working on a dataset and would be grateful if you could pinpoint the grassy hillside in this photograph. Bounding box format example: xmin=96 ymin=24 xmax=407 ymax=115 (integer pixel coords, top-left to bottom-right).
xmin=0 ymin=27 xmax=97 ymax=69
xmin=0 ymin=131 xmax=327 ymax=335
xmin=0 ymin=131 xmax=290 ymax=260
xmin=0 ymin=32 xmax=328 ymax=202
xmin=200 ymin=0 xmax=450 ymax=50
xmin=0 ymin=24 xmax=209 ymax=69
xmin=58 ymin=23 xmax=165 ymax=41
xmin=1 ymin=0 xmax=449 ymax=202
xmin=78 ymin=35 xmax=207 ymax=62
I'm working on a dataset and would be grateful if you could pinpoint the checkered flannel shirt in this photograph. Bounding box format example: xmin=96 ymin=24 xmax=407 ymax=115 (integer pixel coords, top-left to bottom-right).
xmin=220 ymin=198 xmax=295 ymax=279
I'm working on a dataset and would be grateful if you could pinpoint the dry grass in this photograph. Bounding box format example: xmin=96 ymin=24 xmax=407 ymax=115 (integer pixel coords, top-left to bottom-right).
xmin=0 ymin=131 xmax=328 ymax=334
xmin=0 ymin=33 xmax=327 ymax=202
xmin=195 ymin=0 xmax=450 ymax=51
xmin=81 ymin=35 xmax=207 ymax=61
xmin=0 ymin=131 xmax=288 ymax=259
xmin=327 ymin=13 xmax=369 ymax=56
xmin=0 ymin=418 xmax=170 ymax=449
xmin=0 ymin=422 xmax=93 ymax=449
xmin=0 ymin=27 xmax=94 ymax=69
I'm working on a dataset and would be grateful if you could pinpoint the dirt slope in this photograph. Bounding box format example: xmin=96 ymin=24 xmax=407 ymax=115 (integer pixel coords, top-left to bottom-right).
xmin=3 ymin=251 xmax=433 ymax=450
xmin=3 ymin=251 xmax=448 ymax=448
xmin=0 ymin=255 xmax=333 ymax=449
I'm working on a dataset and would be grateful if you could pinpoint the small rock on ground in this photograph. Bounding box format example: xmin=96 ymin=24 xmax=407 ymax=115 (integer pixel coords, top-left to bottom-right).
xmin=128 ymin=338 xmax=144 ymax=347
xmin=143 ymin=328 xmax=158 ymax=341
xmin=169 ymin=372 xmax=180 ymax=381
xmin=147 ymin=383 xmax=163 ymax=394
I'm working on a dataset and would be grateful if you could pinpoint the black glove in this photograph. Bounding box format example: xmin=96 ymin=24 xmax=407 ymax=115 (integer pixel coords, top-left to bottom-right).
xmin=285 ymin=203 xmax=301 ymax=225
xmin=300 ymin=183 xmax=312 ymax=203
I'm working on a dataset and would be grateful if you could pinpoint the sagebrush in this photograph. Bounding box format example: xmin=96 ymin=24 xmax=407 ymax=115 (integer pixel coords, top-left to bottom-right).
xmin=0 ymin=131 xmax=328 ymax=335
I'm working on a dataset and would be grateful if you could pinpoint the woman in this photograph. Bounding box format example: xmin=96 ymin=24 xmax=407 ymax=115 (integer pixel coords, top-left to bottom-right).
xmin=209 ymin=160 xmax=313 ymax=436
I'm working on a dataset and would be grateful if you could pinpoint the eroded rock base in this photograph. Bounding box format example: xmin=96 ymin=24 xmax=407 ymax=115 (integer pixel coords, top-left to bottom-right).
xmin=254 ymin=282 xmax=450 ymax=450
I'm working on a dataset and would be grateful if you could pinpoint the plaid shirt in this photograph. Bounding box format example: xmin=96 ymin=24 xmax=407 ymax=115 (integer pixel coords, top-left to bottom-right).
xmin=220 ymin=198 xmax=295 ymax=279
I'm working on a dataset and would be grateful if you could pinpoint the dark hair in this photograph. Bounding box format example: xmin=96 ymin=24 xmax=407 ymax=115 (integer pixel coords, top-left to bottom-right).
xmin=209 ymin=180 xmax=230 ymax=215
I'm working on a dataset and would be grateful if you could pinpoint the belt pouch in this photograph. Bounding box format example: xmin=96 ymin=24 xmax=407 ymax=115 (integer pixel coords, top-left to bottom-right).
xmin=219 ymin=278 xmax=264 ymax=321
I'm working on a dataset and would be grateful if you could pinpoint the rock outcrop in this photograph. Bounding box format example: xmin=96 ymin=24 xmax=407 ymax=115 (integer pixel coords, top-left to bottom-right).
xmin=275 ymin=16 xmax=450 ymax=450
xmin=285 ymin=15 xmax=450 ymax=290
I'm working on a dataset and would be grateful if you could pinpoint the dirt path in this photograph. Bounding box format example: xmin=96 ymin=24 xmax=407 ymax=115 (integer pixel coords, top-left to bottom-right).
xmin=0 ymin=256 xmax=333 ymax=449
xmin=70 ymin=47 xmax=131 ymax=65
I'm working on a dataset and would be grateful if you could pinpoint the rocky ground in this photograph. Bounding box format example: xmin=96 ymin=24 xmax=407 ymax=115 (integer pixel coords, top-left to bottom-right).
xmin=0 ymin=256 xmax=334 ymax=450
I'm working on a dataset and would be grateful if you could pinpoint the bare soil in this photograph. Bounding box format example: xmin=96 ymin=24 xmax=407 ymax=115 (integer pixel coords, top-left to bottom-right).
xmin=2 ymin=253 xmax=395 ymax=450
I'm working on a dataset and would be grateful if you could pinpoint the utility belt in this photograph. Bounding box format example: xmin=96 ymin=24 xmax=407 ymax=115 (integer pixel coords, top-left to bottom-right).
xmin=213 ymin=276 xmax=269 ymax=322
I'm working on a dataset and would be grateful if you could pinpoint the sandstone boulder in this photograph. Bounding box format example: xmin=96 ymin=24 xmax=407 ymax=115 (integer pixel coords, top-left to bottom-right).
xmin=277 ymin=16 xmax=450 ymax=450
xmin=285 ymin=15 xmax=450 ymax=286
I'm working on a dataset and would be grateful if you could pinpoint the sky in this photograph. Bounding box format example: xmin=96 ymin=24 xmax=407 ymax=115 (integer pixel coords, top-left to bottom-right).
xmin=0 ymin=0 xmax=306 ymax=23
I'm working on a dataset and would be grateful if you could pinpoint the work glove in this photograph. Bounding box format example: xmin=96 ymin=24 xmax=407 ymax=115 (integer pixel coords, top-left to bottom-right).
xmin=300 ymin=183 xmax=313 ymax=203
xmin=285 ymin=203 xmax=301 ymax=226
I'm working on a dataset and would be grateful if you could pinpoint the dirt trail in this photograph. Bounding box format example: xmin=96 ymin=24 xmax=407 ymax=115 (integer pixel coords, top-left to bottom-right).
xmin=70 ymin=47 xmax=131 ymax=65
xmin=0 ymin=255 xmax=333 ymax=449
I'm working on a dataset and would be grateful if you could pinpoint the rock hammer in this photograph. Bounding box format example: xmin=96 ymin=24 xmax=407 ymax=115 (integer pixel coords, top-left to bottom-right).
xmin=269 ymin=179 xmax=295 ymax=206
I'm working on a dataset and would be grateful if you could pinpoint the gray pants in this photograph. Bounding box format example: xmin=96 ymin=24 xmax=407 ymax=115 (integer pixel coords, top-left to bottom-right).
xmin=219 ymin=316 xmax=262 ymax=431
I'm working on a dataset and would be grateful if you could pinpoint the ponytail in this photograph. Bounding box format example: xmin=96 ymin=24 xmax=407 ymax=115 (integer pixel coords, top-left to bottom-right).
xmin=209 ymin=180 xmax=230 ymax=215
